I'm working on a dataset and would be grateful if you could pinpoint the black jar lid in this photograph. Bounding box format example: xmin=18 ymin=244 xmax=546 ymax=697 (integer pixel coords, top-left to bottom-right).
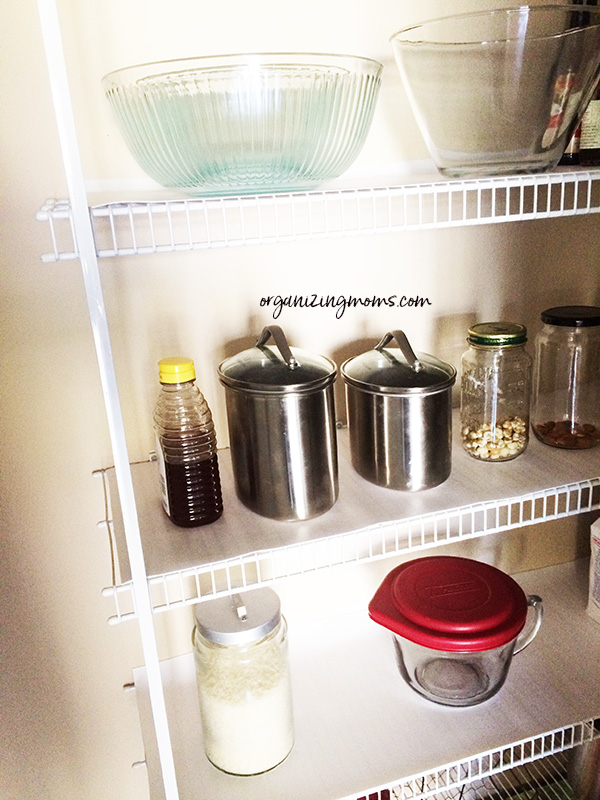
xmin=467 ymin=322 xmax=527 ymax=346
xmin=541 ymin=306 xmax=600 ymax=327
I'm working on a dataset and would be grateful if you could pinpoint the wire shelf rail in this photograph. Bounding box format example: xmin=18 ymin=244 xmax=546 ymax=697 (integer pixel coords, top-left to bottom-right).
xmin=375 ymin=719 xmax=599 ymax=800
xmin=38 ymin=169 xmax=600 ymax=262
xmin=100 ymin=470 xmax=600 ymax=624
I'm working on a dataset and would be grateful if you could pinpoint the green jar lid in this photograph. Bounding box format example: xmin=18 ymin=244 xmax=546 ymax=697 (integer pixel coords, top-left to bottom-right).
xmin=467 ymin=322 xmax=527 ymax=347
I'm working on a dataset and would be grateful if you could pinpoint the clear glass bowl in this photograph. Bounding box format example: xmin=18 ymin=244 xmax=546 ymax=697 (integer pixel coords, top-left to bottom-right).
xmin=102 ymin=53 xmax=382 ymax=196
xmin=392 ymin=598 xmax=543 ymax=708
xmin=369 ymin=556 xmax=544 ymax=707
xmin=390 ymin=5 xmax=600 ymax=177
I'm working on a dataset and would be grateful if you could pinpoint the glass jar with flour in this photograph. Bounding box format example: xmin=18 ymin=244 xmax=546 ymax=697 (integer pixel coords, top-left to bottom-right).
xmin=192 ymin=588 xmax=294 ymax=775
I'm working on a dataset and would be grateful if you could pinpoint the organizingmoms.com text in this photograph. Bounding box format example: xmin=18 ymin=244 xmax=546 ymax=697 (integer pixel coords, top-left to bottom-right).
xmin=260 ymin=293 xmax=432 ymax=320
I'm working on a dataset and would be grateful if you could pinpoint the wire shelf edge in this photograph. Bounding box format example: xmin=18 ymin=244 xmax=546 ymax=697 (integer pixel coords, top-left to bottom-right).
xmin=38 ymin=168 xmax=600 ymax=262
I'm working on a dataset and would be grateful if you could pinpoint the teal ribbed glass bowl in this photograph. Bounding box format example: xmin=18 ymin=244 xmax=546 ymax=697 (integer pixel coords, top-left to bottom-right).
xmin=102 ymin=53 xmax=382 ymax=196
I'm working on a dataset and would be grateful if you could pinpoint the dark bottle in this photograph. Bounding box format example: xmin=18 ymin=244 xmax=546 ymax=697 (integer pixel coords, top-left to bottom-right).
xmin=578 ymin=0 xmax=600 ymax=165
xmin=560 ymin=0 xmax=598 ymax=166
xmin=580 ymin=86 xmax=600 ymax=165
xmin=154 ymin=357 xmax=223 ymax=527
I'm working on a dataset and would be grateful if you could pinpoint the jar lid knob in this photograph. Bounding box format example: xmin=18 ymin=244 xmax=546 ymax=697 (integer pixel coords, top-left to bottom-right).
xmin=232 ymin=593 xmax=248 ymax=621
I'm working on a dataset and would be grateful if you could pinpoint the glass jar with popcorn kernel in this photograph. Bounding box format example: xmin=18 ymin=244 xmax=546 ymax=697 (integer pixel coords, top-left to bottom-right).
xmin=460 ymin=323 xmax=532 ymax=462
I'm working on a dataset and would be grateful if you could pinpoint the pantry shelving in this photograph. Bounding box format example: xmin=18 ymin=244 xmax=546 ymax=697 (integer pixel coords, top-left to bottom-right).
xmin=36 ymin=1 xmax=600 ymax=799
xmin=99 ymin=421 xmax=600 ymax=624
xmin=37 ymin=168 xmax=600 ymax=262
xmin=133 ymin=560 xmax=600 ymax=800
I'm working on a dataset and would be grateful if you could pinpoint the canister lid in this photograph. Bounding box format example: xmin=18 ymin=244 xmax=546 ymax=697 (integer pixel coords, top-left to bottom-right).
xmin=467 ymin=322 xmax=527 ymax=347
xmin=218 ymin=326 xmax=336 ymax=394
xmin=341 ymin=331 xmax=456 ymax=395
xmin=193 ymin=588 xmax=281 ymax=646
xmin=369 ymin=556 xmax=528 ymax=652
xmin=540 ymin=306 xmax=600 ymax=327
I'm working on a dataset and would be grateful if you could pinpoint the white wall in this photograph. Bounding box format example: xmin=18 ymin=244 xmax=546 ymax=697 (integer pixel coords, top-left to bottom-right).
xmin=1 ymin=1 xmax=598 ymax=798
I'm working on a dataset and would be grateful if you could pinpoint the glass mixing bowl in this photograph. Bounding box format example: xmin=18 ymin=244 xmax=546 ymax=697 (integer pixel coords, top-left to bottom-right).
xmin=390 ymin=5 xmax=600 ymax=177
xmin=102 ymin=53 xmax=382 ymax=196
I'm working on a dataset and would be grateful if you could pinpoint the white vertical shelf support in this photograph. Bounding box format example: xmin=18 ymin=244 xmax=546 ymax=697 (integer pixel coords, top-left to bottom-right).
xmin=36 ymin=2 xmax=180 ymax=798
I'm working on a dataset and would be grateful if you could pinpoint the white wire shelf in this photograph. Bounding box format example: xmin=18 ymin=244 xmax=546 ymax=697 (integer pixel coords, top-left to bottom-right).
xmin=38 ymin=168 xmax=600 ymax=262
xmin=427 ymin=749 xmax=574 ymax=800
xmin=99 ymin=420 xmax=600 ymax=624
xmin=132 ymin=559 xmax=600 ymax=800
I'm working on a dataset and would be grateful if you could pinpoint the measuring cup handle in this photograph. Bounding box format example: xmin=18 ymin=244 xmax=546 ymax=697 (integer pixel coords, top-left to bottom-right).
xmin=256 ymin=325 xmax=298 ymax=370
xmin=375 ymin=330 xmax=423 ymax=372
xmin=513 ymin=594 xmax=543 ymax=655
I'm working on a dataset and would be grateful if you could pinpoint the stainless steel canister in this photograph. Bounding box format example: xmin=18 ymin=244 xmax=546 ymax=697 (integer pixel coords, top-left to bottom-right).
xmin=218 ymin=325 xmax=338 ymax=520
xmin=341 ymin=330 xmax=456 ymax=491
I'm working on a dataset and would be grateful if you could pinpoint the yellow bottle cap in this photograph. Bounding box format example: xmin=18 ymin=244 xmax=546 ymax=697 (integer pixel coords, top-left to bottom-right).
xmin=158 ymin=357 xmax=196 ymax=384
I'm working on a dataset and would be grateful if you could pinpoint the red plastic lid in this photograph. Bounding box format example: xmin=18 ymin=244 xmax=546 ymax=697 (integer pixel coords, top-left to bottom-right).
xmin=368 ymin=556 xmax=527 ymax=652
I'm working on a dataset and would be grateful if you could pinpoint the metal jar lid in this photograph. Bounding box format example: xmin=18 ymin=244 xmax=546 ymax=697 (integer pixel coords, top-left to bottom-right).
xmin=540 ymin=306 xmax=600 ymax=327
xmin=369 ymin=556 xmax=528 ymax=653
xmin=193 ymin=587 xmax=281 ymax=646
xmin=341 ymin=330 xmax=456 ymax=395
xmin=467 ymin=322 xmax=527 ymax=347
xmin=218 ymin=325 xmax=336 ymax=395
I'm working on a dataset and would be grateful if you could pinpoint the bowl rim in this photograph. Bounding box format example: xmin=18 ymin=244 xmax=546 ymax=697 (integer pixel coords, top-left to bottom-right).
xmin=101 ymin=52 xmax=384 ymax=85
xmin=389 ymin=3 xmax=600 ymax=47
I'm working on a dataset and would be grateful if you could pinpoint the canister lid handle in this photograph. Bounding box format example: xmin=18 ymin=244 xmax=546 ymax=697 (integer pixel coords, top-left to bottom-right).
xmin=256 ymin=325 xmax=299 ymax=370
xmin=375 ymin=330 xmax=423 ymax=372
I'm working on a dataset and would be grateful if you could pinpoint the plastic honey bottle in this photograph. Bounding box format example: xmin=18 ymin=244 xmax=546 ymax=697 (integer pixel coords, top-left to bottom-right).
xmin=153 ymin=357 xmax=223 ymax=527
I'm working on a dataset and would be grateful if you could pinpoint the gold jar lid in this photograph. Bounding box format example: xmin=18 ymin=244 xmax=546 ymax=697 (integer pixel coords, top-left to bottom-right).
xmin=467 ymin=322 xmax=527 ymax=347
